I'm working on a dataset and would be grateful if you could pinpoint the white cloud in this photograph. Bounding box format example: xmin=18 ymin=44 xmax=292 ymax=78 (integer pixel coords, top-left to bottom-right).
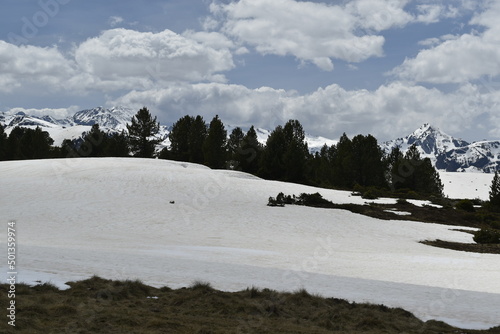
xmin=415 ymin=4 xmax=443 ymax=23
xmin=5 ymin=106 xmax=80 ymax=119
xmin=108 ymin=16 xmax=124 ymax=27
xmin=74 ymin=28 xmax=235 ymax=90
xmin=392 ymin=1 xmax=500 ymax=84
xmin=0 ymin=28 xmax=237 ymax=95
xmin=0 ymin=41 xmax=76 ymax=93
xmin=113 ymin=81 xmax=497 ymax=141
xmin=210 ymin=0 xmax=388 ymax=71
xmin=346 ymin=0 xmax=413 ymax=31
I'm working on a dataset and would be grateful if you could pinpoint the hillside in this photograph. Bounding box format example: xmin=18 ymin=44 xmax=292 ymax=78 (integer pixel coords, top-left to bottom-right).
xmin=0 ymin=158 xmax=499 ymax=330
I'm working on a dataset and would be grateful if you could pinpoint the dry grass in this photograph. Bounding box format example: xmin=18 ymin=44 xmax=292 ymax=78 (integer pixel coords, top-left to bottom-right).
xmin=0 ymin=276 xmax=499 ymax=333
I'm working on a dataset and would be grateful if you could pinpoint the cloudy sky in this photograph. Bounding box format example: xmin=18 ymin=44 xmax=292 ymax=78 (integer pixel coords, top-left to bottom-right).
xmin=1 ymin=0 xmax=500 ymax=141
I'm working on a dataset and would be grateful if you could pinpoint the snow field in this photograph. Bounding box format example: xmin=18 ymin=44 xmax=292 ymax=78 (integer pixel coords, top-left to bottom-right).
xmin=0 ymin=158 xmax=499 ymax=329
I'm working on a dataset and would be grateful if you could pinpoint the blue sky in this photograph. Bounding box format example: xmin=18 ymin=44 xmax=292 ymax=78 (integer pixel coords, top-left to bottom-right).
xmin=1 ymin=0 xmax=499 ymax=142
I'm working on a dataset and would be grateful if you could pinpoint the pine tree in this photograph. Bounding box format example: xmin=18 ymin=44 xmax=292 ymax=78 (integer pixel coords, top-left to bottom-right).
xmin=332 ymin=133 xmax=353 ymax=188
xmin=81 ymin=124 xmax=108 ymax=157
xmin=390 ymin=144 xmax=443 ymax=196
xmin=106 ymin=131 xmax=130 ymax=157
xmin=350 ymin=134 xmax=386 ymax=187
xmin=227 ymin=127 xmax=244 ymax=169
xmin=203 ymin=115 xmax=227 ymax=169
xmin=127 ymin=107 xmax=160 ymax=158
xmin=489 ymin=171 xmax=500 ymax=208
xmin=5 ymin=126 xmax=54 ymax=160
xmin=188 ymin=116 xmax=207 ymax=164
xmin=239 ymin=126 xmax=262 ymax=174
xmin=169 ymin=115 xmax=193 ymax=162
xmin=259 ymin=125 xmax=286 ymax=180
xmin=168 ymin=115 xmax=207 ymax=163
xmin=0 ymin=125 xmax=8 ymax=160
xmin=386 ymin=146 xmax=404 ymax=188
xmin=283 ymin=120 xmax=309 ymax=183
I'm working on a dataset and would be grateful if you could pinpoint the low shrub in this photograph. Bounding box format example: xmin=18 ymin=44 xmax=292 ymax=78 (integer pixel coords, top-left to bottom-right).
xmin=455 ymin=199 xmax=475 ymax=212
xmin=396 ymin=198 xmax=409 ymax=205
xmin=473 ymin=229 xmax=500 ymax=244
xmin=298 ymin=192 xmax=331 ymax=206
xmin=362 ymin=189 xmax=379 ymax=200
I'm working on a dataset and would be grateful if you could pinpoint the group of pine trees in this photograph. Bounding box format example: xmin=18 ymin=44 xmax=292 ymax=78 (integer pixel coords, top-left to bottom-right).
xmin=0 ymin=107 xmax=444 ymax=197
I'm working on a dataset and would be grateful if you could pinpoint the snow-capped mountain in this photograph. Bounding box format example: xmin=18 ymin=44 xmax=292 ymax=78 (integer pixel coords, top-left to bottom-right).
xmin=71 ymin=106 xmax=136 ymax=130
xmin=0 ymin=106 xmax=170 ymax=147
xmin=383 ymin=123 xmax=500 ymax=173
xmin=2 ymin=107 xmax=500 ymax=172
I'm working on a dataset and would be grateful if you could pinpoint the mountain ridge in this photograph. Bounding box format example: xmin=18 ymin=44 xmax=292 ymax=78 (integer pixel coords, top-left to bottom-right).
xmin=1 ymin=107 xmax=499 ymax=172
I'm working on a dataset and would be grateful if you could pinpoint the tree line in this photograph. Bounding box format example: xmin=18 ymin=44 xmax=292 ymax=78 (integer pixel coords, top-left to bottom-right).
xmin=0 ymin=107 xmax=443 ymax=197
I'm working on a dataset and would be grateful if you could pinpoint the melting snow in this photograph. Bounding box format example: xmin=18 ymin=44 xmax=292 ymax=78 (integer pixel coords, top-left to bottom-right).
xmin=0 ymin=158 xmax=498 ymax=329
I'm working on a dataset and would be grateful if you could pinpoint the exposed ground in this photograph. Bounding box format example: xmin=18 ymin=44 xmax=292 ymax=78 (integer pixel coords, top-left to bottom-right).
xmin=1 ymin=276 xmax=499 ymax=334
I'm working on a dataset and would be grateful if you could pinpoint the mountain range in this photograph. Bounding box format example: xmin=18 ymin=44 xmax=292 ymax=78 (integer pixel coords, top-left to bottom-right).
xmin=1 ymin=107 xmax=499 ymax=173
xmin=382 ymin=123 xmax=500 ymax=173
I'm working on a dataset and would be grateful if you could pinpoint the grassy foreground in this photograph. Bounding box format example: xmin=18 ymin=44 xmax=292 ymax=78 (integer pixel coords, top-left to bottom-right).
xmin=1 ymin=276 xmax=499 ymax=333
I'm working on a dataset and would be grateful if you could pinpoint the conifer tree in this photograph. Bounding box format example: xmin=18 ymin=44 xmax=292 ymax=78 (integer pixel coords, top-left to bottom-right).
xmin=489 ymin=171 xmax=500 ymax=208
xmin=168 ymin=115 xmax=207 ymax=163
xmin=332 ymin=133 xmax=353 ymax=188
xmin=0 ymin=125 xmax=7 ymax=160
xmin=106 ymin=131 xmax=130 ymax=157
xmin=81 ymin=124 xmax=108 ymax=157
xmin=239 ymin=126 xmax=262 ymax=174
xmin=169 ymin=115 xmax=193 ymax=162
xmin=350 ymin=134 xmax=386 ymax=188
xmin=203 ymin=115 xmax=227 ymax=169
xmin=5 ymin=126 xmax=54 ymax=160
xmin=227 ymin=127 xmax=244 ymax=169
xmin=126 ymin=107 xmax=160 ymax=158
xmin=283 ymin=120 xmax=309 ymax=183
xmin=259 ymin=125 xmax=286 ymax=180
xmin=188 ymin=116 xmax=207 ymax=164
xmin=391 ymin=144 xmax=443 ymax=196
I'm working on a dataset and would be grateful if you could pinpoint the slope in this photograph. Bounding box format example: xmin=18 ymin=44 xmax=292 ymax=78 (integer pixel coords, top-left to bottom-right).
xmin=0 ymin=158 xmax=499 ymax=329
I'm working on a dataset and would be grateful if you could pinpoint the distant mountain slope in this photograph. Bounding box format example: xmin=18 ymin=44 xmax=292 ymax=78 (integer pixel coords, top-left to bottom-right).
xmin=0 ymin=107 xmax=336 ymax=153
xmin=383 ymin=124 xmax=500 ymax=173
xmin=1 ymin=108 xmax=499 ymax=172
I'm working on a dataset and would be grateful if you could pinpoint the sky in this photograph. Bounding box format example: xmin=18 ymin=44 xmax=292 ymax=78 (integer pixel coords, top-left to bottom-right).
xmin=1 ymin=0 xmax=500 ymax=142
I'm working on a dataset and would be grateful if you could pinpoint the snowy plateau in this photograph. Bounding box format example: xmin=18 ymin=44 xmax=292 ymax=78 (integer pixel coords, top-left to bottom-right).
xmin=0 ymin=158 xmax=499 ymax=330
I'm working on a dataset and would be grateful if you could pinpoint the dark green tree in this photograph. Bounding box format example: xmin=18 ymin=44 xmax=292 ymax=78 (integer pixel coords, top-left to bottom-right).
xmin=283 ymin=120 xmax=309 ymax=183
xmin=259 ymin=125 xmax=287 ymax=180
xmin=126 ymin=107 xmax=160 ymax=158
xmin=489 ymin=171 xmax=500 ymax=208
xmin=227 ymin=127 xmax=244 ymax=169
xmin=309 ymin=144 xmax=336 ymax=187
xmin=228 ymin=127 xmax=244 ymax=157
xmin=189 ymin=115 xmax=207 ymax=164
xmin=5 ymin=126 xmax=54 ymax=160
xmin=203 ymin=115 xmax=227 ymax=169
xmin=167 ymin=115 xmax=207 ymax=163
xmin=168 ymin=115 xmax=193 ymax=162
xmin=386 ymin=146 xmax=404 ymax=187
xmin=81 ymin=124 xmax=108 ymax=157
xmin=332 ymin=133 xmax=354 ymax=188
xmin=391 ymin=145 xmax=443 ymax=196
xmin=105 ymin=131 xmax=130 ymax=157
xmin=0 ymin=125 xmax=8 ymax=160
xmin=350 ymin=134 xmax=386 ymax=188
xmin=238 ymin=126 xmax=262 ymax=174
